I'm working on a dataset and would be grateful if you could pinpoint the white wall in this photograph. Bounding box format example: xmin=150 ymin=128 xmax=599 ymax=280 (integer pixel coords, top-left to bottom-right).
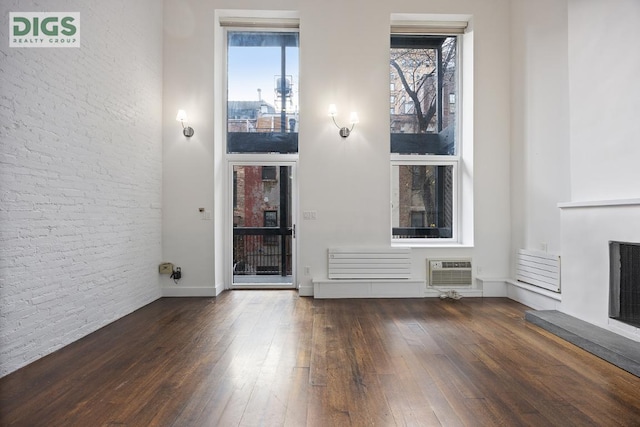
xmin=510 ymin=0 xmax=570 ymax=259
xmin=162 ymin=0 xmax=512 ymax=295
xmin=161 ymin=0 xmax=218 ymax=295
xmin=559 ymin=0 xmax=640 ymax=339
xmin=508 ymin=0 xmax=640 ymax=340
xmin=0 ymin=0 xmax=164 ymax=377
xmin=568 ymin=0 xmax=640 ymax=201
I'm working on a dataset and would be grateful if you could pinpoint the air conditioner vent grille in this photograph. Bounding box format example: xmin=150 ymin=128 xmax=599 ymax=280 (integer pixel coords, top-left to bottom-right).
xmin=441 ymin=261 xmax=472 ymax=269
xmin=428 ymin=258 xmax=473 ymax=287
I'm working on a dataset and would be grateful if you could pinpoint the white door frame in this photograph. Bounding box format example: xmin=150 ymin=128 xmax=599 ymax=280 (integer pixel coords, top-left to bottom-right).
xmin=226 ymin=155 xmax=298 ymax=289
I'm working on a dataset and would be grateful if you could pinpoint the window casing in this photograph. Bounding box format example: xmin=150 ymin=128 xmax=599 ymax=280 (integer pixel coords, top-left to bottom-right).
xmin=390 ymin=32 xmax=461 ymax=243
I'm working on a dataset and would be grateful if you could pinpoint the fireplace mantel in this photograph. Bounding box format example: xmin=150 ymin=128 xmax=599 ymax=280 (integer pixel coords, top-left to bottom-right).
xmin=559 ymin=201 xmax=640 ymax=342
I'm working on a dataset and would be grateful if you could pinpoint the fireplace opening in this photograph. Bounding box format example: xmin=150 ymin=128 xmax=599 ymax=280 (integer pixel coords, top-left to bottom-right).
xmin=609 ymin=241 xmax=640 ymax=328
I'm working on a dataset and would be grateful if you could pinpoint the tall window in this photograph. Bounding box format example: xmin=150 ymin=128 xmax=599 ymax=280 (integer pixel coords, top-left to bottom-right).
xmin=226 ymin=31 xmax=299 ymax=154
xmin=391 ymin=33 xmax=460 ymax=241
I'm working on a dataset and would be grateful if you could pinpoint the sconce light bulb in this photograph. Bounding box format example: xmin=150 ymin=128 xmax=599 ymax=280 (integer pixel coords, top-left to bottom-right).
xmin=176 ymin=109 xmax=188 ymax=122
xmin=176 ymin=109 xmax=194 ymax=137
xmin=329 ymin=104 xmax=357 ymax=138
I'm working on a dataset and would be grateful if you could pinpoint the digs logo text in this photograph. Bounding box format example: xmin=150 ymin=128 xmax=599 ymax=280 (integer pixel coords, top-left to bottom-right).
xmin=10 ymin=12 xmax=80 ymax=48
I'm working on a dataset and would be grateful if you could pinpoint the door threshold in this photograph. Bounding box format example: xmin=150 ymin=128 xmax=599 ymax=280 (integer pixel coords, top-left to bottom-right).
xmin=231 ymin=284 xmax=296 ymax=290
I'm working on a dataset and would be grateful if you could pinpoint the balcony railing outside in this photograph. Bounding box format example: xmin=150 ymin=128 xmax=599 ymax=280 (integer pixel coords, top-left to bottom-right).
xmin=233 ymin=232 xmax=292 ymax=277
xmin=392 ymin=227 xmax=452 ymax=239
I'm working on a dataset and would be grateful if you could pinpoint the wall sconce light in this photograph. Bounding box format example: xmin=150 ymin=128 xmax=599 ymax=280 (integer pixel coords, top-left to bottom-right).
xmin=328 ymin=104 xmax=359 ymax=138
xmin=176 ymin=109 xmax=194 ymax=137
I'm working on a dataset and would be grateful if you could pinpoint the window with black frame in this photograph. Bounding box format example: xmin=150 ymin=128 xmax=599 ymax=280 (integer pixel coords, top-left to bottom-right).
xmin=390 ymin=34 xmax=457 ymax=155
xmin=392 ymin=164 xmax=454 ymax=239
xmin=391 ymin=33 xmax=459 ymax=241
xmin=226 ymin=31 xmax=299 ymax=154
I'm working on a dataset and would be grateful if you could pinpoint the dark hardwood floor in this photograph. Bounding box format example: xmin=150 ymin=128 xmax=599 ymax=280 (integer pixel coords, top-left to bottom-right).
xmin=1 ymin=291 xmax=640 ymax=426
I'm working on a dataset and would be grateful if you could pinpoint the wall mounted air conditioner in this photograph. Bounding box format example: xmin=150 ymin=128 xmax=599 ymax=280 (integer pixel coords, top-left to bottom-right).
xmin=428 ymin=259 xmax=473 ymax=287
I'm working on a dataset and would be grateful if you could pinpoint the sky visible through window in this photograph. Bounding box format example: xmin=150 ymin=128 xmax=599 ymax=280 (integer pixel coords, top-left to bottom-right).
xmin=228 ymin=46 xmax=299 ymax=111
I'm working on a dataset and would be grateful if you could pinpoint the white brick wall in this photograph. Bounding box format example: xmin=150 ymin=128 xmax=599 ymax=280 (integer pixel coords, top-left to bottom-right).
xmin=0 ymin=0 xmax=163 ymax=377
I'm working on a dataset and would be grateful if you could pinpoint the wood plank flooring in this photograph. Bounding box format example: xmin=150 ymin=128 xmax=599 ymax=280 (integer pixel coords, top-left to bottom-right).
xmin=1 ymin=291 xmax=640 ymax=426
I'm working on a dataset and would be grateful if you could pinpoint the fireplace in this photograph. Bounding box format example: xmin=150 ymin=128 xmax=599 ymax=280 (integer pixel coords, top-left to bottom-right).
xmin=609 ymin=241 xmax=640 ymax=328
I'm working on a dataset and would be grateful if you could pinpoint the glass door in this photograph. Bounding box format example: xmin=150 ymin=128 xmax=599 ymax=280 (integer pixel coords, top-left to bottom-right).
xmin=231 ymin=163 xmax=295 ymax=288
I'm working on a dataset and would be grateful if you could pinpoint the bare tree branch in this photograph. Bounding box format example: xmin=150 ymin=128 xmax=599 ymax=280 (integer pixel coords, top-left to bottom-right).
xmin=391 ymin=59 xmax=428 ymax=132
xmin=391 ymin=39 xmax=455 ymax=134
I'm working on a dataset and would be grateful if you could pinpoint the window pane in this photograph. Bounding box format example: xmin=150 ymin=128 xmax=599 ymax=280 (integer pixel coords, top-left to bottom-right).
xmin=233 ymin=165 xmax=291 ymax=229
xmin=227 ymin=31 xmax=299 ymax=153
xmin=232 ymin=165 xmax=293 ymax=276
xmin=264 ymin=210 xmax=278 ymax=227
xmin=262 ymin=166 xmax=277 ymax=180
xmin=392 ymin=164 xmax=454 ymax=239
xmin=390 ymin=35 xmax=457 ymax=155
xmin=410 ymin=211 xmax=425 ymax=228
xmin=263 ymin=210 xmax=278 ymax=245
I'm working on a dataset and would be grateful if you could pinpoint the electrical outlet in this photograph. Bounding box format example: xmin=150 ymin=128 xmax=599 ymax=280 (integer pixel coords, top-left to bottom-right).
xmin=159 ymin=262 xmax=173 ymax=274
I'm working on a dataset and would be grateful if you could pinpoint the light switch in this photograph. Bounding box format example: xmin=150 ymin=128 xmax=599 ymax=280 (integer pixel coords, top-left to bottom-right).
xmin=303 ymin=210 xmax=317 ymax=220
xmin=199 ymin=208 xmax=212 ymax=220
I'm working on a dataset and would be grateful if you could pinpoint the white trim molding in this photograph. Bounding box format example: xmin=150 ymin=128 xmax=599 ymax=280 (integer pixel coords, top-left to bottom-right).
xmin=161 ymin=286 xmax=221 ymax=297
xmin=558 ymin=198 xmax=640 ymax=209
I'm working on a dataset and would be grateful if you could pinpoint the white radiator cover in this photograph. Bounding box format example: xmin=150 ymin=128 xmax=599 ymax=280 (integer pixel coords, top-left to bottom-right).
xmin=428 ymin=259 xmax=473 ymax=287
xmin=516 ymin=249 xmax=561 ymax=292
xmin=328 ymin=248 xmax=411 ymax=280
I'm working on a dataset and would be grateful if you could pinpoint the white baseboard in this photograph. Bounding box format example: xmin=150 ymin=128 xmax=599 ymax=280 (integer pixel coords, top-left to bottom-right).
xmin=215 ymin=282 xmax=225 ymax=296
xmin=425 ymin=287 xmax=483 ymax=298
xmin=161 ymin=286 xmax=218 ymax=297
xmin=475 ymin=277 xmax=561 ymax=309
xmin=311 ymin=279 xmax=488 ymax=299
xmin=298 ymin=283 xmax=314 ymax=297
xmin=505 ymin=279 xmax=561 ymax=310
xmin=312 ymin=279 xmax=425 ymax=299
xmin=307 ymin=276 xmax=565 ymax=306
xmin=477 ymin=278 xmax=508 ymax=297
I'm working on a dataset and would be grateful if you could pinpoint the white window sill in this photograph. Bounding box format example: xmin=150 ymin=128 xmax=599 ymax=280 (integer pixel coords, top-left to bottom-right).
xmin=391 ymin=241 xmax=474 ymax=249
